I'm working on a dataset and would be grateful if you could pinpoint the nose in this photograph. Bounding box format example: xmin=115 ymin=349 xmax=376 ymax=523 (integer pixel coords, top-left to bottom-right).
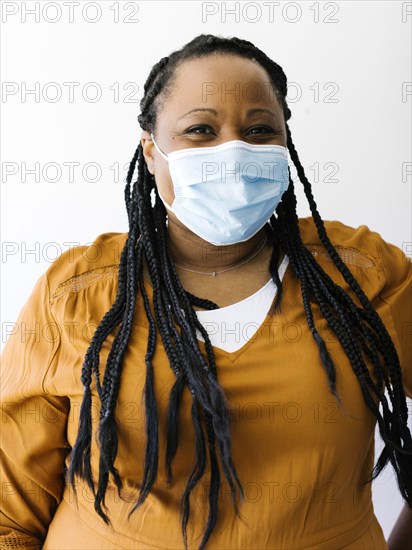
xmin=215 ymin=128 xmax=249 ymax=146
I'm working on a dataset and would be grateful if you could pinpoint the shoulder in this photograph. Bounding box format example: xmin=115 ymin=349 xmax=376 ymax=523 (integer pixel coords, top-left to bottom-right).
xmin=299 ymin=216 xmax=386 ymax=263
xmin=297 ymin=216 xmax=411 ymax=295
xmin=298 ymin=216 xmax=410 ymax=270
xmin=45 ymin=231 xmax=129 ymax=305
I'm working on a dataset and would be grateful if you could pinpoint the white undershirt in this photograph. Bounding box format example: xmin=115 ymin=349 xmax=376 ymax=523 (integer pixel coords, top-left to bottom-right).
xmin=194 ymin=255 xmax=290 ymax=353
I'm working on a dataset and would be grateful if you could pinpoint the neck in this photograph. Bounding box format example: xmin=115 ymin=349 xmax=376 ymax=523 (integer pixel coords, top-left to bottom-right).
xmin=166 ymin=217 xmax=270 ymax=272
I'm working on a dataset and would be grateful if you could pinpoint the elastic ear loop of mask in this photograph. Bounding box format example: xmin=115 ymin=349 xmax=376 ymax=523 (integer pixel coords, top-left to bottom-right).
xmin=149 ymin=132 xmax=174 ymax=209
xmin=150 ymin=132 xmax=169 ymax=161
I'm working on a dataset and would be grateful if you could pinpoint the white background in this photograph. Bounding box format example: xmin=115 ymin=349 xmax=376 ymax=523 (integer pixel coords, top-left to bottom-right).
xmin=1 ymin=0 xmax=411 ymax=541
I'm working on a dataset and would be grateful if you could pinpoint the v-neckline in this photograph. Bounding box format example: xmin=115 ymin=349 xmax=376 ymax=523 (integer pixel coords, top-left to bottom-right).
xmin=141 ymin=256 xmax=291 ymax=362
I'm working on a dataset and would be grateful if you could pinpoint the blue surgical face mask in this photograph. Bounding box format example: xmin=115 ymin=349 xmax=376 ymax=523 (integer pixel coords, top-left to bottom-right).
xmin=150 ymin=132 xmax=290 ymax=246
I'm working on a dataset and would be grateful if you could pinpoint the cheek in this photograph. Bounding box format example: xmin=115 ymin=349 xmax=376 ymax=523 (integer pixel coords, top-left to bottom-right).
xmin=155 ymin=163 xmax=175 ymax=205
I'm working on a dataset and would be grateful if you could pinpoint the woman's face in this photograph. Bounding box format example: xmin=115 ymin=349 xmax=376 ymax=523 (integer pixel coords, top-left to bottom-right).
xmin=141 ymin=53 xmax=287 ymax=236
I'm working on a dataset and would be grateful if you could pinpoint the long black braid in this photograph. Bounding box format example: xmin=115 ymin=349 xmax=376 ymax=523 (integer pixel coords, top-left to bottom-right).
xmin=68 ymin=34 xmax=412 ymax=549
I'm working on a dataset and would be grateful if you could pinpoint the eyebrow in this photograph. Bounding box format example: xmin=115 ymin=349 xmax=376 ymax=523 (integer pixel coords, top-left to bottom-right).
xmin=178 ymin=108 xmax=279 ymax=120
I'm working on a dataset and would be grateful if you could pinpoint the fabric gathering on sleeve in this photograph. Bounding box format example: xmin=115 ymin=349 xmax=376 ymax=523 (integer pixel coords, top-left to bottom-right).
xmin=373 ymin=230 xmax=412 ymax=399
xmin=0 ymin=271 xmax=70 ymax=549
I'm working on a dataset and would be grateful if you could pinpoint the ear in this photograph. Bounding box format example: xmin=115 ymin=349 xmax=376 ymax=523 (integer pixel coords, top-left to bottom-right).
xmin=140 ymin=130 xmax=155 ymax=175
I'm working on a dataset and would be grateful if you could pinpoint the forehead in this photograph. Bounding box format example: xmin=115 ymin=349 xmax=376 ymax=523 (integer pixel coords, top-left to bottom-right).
xmin=161 ymin=54 xmax=282 ymax=114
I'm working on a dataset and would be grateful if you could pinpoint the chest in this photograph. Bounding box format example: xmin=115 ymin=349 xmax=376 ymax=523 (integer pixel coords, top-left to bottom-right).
xmin=142 ymin=245 xmax=277 ymax=309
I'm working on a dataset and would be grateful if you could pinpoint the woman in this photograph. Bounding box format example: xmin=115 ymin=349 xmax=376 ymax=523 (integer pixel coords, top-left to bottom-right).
xmin=1 ymin=34 xmax=411 ymax=550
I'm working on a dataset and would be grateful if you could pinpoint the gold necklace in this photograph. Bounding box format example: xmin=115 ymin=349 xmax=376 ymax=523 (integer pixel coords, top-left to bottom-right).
xmin=173 ymin=234 xmax=268 ymax=277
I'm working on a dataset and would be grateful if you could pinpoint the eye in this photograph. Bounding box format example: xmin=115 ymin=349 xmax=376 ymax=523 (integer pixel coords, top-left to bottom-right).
xmin=247 ymin=125 xmax=280 ymax=135
xmin=185 ymin=125 xmax=214 ymax=135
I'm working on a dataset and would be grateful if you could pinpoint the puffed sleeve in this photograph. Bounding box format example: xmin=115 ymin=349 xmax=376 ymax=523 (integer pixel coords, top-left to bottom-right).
xmin=375 ymin=235 xmax=412 ymax=399
xmin=0 ymin=271 xmax=70 ymax=548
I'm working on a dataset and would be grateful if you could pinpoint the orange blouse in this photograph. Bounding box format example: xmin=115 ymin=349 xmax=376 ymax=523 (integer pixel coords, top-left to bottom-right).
xmin=1 ymin=217 xmax=411 ymax=549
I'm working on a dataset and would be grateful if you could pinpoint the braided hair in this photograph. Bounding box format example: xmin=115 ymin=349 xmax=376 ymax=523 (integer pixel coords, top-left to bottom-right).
xmin=68 ymin=34 xmax=412 ymax=549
